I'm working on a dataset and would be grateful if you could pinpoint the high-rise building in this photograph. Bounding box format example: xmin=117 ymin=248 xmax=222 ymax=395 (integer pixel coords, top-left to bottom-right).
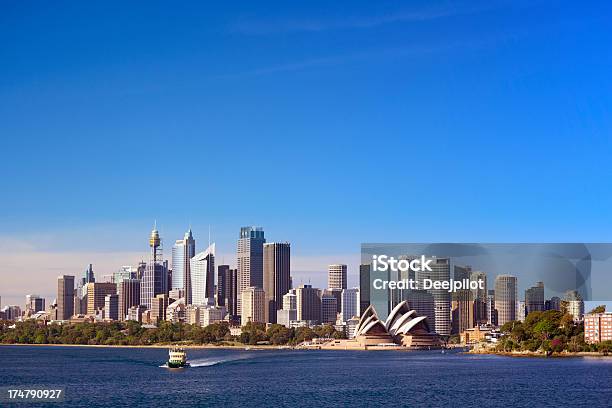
xmin=452 ymin=266 xmax=475 ymax=335
xmin=82 ymin=264 xmax=95 ymax=286
xmin=241 ymin=286 xmax=265 ymax=326
xmin=150 ymin=294 xmax=170 ymax=324
xmin=545 ymin=296 xmax=561 ymax=311
xmin=328 ymin=264 xmax=347 ymax=290
xmin=585 ymin=312 xmax=612 ymax=344
xmin=525 ymin=281 xmax=545 ymax=315
xmin=296 ymin=284 xmax=321 ymax=323
xmin=118 ymin=279 xmax=140 ymax=321
xmin=86 ymin=282 xmax=117 ymax=316
xmin=359 ymin=264 xmax=371 ymax=314
xmin=470 ymin=271 xmax=488 ymax=325
xmin=191 ymin=243 xmax=215 ymax=306
xmin=487 ymin=289 xmax=498 ymax=326
xmin=563 ymin=290 xmax=584 ymax=322
xmin=57 ymin=275 xmax=75 ymax=320
xmin=104 ymin=294 xmax=119 ymax=321
xmin=320 ymin=291 xmax=338 ymax=324
xmin=171 ymin=228 xmax=196 ymax=304
xmin=404 ymin=289 xmax=436 ymax=330
xmin=217 ymin=266 xmax=237 ymax=318
xmin=263 ymin=242 xmax=291 ymax=324
xmin=495 ymin=275 xmax=517 ymax=326
xmin=277 ymin=289 xmax=297 ymax=327
xmin=25 ymin=295 xmax=45 ymax=315
xmin=416 ymin=257 xmax=451 ymax=336
xmin=113 ymin=266 xmax=137 ymax=284
xmin=237 ymin=226 xmax=265 ymax=315
xmin=517 ymin=300 xmax=526 ymax=322
xmin=341 ymin=288 xmax=359 ymax=322
xmin=141 ymin=224 xmax=168 ymax=309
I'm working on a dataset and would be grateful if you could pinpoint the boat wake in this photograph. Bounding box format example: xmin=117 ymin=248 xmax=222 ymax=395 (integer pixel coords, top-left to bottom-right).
xmin=188 ymin=355 xmax=253 ymax=368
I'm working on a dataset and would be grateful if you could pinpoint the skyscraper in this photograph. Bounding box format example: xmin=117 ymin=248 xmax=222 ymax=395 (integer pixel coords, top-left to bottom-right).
xmin=563 ymin=290 xmax=584 ymax=322
xmin=452 ymin=265 xmax=475 ymax=334
xmin=341 ymin=288 xmax=359 ymax=322
xmin=104 ymin=294 xmax=119 ymax=321
xmin=417 ymin=257 xmax=451 ymax=336
xmin=217 ymin=265 xmax=237 ymax=318
xmin=82 ymin=264 xmax=95 ymax=286
xmin=328 ymin=264 xmax=347 ymax=290
xmin=57 ymin=275 xmax=75 ymax=320
xmin=190 ymin=243 xmax=215 ymax=306
xmin=141 ymin=224 xmax=168 ymax=309
xmin=525 ymin=281 xmax=545 ymax=315
xmin=217 ymin=264 xmax=229 ymax=307
xmin=241 ymin=286 xmax=265 ymax=326
xmin=237 ymin=226 xmax=265 ymax=315
xmin=495 ymin=275 xmax=517 ymax=326
xmin=86 ymin=282 xmax=117 ymax=316
xmin=263 ymin=242 xmax=291 ymax=323
xmin=320 ymin=291 xmax=338 ymax=324
xmin=25 ymin=294 xmax=45 ymax=315
xmin=118 ymin=278 xmax=140 ymax=321
xmin=470 ymin=271 xmax=488 ymax=325
xmin=359 ymin=264 xmax=371 ymax=314
xmin=171 ymin=228 xmax=196 ymax=304
xmin=296 ymin=284 xmax=321 ymax=323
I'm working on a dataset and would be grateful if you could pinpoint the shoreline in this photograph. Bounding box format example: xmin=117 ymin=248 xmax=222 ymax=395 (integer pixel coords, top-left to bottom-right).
xmin=467 ymin=350 xmax=611 ymax=358
xmin=0 ymin=343 xmax=286 ymax=350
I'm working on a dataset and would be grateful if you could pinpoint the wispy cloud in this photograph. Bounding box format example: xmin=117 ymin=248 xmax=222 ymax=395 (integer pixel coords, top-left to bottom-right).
xmin=230 ymin=3 xmax=498 ymax=35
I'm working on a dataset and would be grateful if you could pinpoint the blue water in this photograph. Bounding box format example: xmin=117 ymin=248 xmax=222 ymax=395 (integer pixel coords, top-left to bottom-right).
xmin=1 ymin=346 xmax=611 ymax=407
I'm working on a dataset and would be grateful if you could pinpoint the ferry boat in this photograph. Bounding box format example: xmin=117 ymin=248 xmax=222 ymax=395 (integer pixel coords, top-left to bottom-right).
xmin=167 ymin=347 xmax=190 ymax=368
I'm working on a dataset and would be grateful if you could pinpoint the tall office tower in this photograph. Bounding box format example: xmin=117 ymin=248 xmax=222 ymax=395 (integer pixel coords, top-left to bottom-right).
xmin=296 ymin=284 xmax=321 ymax=323
xmin=470 ymin=271 xmax=488 ymax=324
xmin=137 ymin=261 xmax=147 ymax=280
xmin=320 ymin=291 xmax=338 ymax=324
xmin=525 ymin=281 xmax=545 ymax=315
xmin=263 ymin=242 xmax=291 ymax=324
xmin=57 ymin=275 xmax=75 ymax=320
xmin=517 ymin=301 xmax=526 ymax=322
xmin=150 ymin=294 xmax=170 ymax=323
xmin=104 ymin=294 xmax=119 ymax=321
xmin=217 ymin=264 xmax=229 ymax=306
xmin=141 ymin=224 xmax=168 ymax=309
xmin=486 ymin=289 xmax=498 ymax=326
xmin=114 ymin=266 xmax=137 ymax=284
xmin=237 ymin=226 xmax=265 ymax=315
xmin=416 ymin=257 xmax=451 ymax=336
xmin=86 ymin=282 xmax=117 ymax=316
xmin=191 ymin=243 xmax=215 ymax=306
xmin=494 ymin=275 xmax=518 ymax=326
xmin=82 ymin=264 xmax=95 ymax=286
xmin=545 ymin=296 xmax=561 ymax=311
xmin=563 ymin=290 xmax=584 ymax=322
xmin=452 ymin=265 xmax=475 ymax=334
xmin=328 ymin=264 xmax=347 ymax=290
xmin=171 ymin=228 xmax=196 ymax=304
xmin=341 ymin=288 xmax=359 ymax=322
xmin=25 ymin=295 xmax=45 ymax=315
xmin=241 ymin=287 xmax=265 ymax=326
xmin=359 ymin=264 xmax=371 ymax=314
xmin=404 ymin=289 xmax=436 ymax=330
xmin=283 ymin=290 xmax=297 ymax=310
xmin=118 ymin=279 xmax=140 ymax=321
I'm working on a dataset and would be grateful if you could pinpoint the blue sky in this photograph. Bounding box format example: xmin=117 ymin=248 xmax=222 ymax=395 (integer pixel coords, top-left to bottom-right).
xmin=1 ymin=1 xmax=612 ymax=304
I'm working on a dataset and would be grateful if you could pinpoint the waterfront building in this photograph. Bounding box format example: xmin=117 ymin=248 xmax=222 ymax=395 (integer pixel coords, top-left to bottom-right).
xmin=141 ymin=224 xmax=168 ymax=310
xmin=320 ymin=291 xmax=338 ymax=324
xmin=328 ymin=264 xmax=347 ymax=290
xmin=359 ymin=264 xmax=371 ymax=315
xmin=404 ymin=290 xmax=436 ymax=330
xmin=517 ymin=301 xmax=526 ymax=322
xmin=525 ymin=281 xmax=545 ymax=315
xmin=127 ymin=305 xmax=146 ymax=323
xmin=470 ymin=271 xmax=488 ymax=324
xmin=104 ymin=294 xmax=119 ymax=321
xmin=451 ymin=289 xmax=475 ymax=335
xmin=86 ymin=282 xmax=117 ymax=316
xmin=263 ymin=242 xmax=291 ymax=324
xmin=563 ymin=290 xmax=584 ymax=322
xmin=241 ymin=286 xmax=265 ymax=326
xmin=1 ymin=305 xmax=22 ymax=321
xmin=166 ymin=298 xmax=186 ymax=323
xmin=217 ymin=266 xmax=237 ymax=318
xmin=416 ymin=257 xmax=451 ymax=336
xmin=57 ymin=275 xmax=75 ymax=320
xmin=118 ymin=279 xmax=140 ymax=321
xmin=277 ymin=309 xmax=297 ymax=327
xmin=200 ymin=305 xmax=226 ymax=327
xmin=341 ymin=288 xmax=360 ymax=322
xmin=584 ymin=312 xmax=612 ymax=344
xmin=191 ymin=243 xmax=215 ymax=306
xmin=296 ymin=284 xmax=321 ymax=323
xmin=237 ymin=226 xmax=265 ymax=315
xmin=494 ymin=275 xmax=517 ymax=326
xmin=171 ymin=228 xmax=196 ymax=304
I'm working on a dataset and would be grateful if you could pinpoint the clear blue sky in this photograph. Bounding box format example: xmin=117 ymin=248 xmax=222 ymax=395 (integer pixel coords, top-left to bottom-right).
xmin=1 ymin=1 xmax=611 ymax=267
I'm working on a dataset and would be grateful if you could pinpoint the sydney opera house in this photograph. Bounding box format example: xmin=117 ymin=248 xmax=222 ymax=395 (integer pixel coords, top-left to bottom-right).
xmin=322 ymin=301 xmax=442 ymax=350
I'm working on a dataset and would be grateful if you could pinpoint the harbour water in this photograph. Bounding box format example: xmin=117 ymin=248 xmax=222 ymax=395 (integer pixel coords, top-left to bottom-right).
xmin=1 ymin=345 xmax=611 ymax=407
